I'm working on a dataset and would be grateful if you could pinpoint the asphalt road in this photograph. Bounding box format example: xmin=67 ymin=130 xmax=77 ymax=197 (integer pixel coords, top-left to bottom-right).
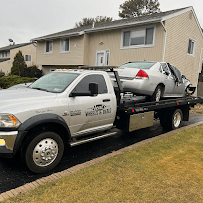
xmin=0 ymin=113 xmax=203 ymax=194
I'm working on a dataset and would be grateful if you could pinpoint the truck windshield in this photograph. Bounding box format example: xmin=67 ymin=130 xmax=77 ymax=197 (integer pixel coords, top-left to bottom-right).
xmin=30 ymin=72 xmax=79 ymax=93
xmin=120 ymin=62 xmax=155 ymax=69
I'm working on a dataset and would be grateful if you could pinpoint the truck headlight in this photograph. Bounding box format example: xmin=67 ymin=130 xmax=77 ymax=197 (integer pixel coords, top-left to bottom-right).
xmin=0 ymin=114 xmax=21 ymax=128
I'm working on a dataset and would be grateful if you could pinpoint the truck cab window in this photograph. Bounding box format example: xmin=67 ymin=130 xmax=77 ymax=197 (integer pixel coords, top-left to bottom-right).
xmin=74 ymin=74 xmax=108 ymax=94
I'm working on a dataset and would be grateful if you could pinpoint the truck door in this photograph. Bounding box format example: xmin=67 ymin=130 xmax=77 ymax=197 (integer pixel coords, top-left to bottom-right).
xmin=68 ymin=73 xmax=116 ymax=136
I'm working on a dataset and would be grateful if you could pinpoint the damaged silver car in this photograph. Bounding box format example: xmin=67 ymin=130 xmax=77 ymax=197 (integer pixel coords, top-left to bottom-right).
xmin=110 ymin=61 xmax=193 ymax=101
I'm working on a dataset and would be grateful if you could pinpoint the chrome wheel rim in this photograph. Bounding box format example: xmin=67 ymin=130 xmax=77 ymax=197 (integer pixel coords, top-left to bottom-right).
xmin=33 ymin=138 xmax=58 ymax=167
xmin=173 ymin=112 xmax=181 ymax=128
xmin=156 ymin=88 xmax=161 ymax=101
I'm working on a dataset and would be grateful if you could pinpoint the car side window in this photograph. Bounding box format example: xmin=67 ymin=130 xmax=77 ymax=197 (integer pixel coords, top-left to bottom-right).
xmin=73 ymin=74 xmax=108 ymax=94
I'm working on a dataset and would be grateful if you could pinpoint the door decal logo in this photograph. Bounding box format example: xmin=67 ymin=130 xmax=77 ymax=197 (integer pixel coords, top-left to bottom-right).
xmin=70 ymin=110 xmax=81 ymax=116
xmin=85 ymin=104 xmax=111 ymax=116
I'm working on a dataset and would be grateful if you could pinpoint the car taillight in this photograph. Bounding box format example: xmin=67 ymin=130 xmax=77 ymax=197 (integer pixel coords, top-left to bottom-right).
xmin=136 ymin=70 xmax=149 ymax=79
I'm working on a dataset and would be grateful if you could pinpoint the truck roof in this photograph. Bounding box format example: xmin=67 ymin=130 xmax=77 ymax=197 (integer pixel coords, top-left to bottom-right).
xmin=53 ymin=68 xmax=108 ymax=75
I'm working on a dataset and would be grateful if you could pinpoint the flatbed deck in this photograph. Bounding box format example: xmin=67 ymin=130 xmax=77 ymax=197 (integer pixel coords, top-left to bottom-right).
xmin=120 ymin=96 xmax=203 ymax=114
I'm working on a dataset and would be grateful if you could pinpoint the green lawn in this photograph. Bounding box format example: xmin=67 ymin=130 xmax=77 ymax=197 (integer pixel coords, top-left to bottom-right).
xmin=3 ymin=124 xmax=203 ymax=203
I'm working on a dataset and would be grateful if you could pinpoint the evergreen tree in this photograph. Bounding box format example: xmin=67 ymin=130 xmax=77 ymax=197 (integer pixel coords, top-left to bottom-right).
xmin=75 ymin=16 xmax=113 ymax=28
xmin=119 ymin=0 xmax=161 ymax=18
xmin=11 ymin=51 xmax=27 ymax=76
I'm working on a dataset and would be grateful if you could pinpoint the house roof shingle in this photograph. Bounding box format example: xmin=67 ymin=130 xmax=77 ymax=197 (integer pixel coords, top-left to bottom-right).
xmin=32 ymin=6 xmax=192 ymax=41
xmin=0 ymin=42 xmax=32 ymax=52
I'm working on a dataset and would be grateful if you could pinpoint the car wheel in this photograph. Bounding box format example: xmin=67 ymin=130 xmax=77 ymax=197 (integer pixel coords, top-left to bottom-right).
xmin=23 ymin=131 xmax=64 ymax=173
xmin=151 ymin=85 xmax=162 ymax=101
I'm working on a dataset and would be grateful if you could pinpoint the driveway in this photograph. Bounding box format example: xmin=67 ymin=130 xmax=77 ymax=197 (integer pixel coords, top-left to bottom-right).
xmin=0 ymin=113 xmax=203 ymax=194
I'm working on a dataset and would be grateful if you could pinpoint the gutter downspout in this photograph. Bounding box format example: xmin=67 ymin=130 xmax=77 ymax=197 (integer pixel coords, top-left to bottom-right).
xmin=161 ymin=20 xmax=167 ymax=62
xmin=196 ymin=48 xmax=203 ymax=96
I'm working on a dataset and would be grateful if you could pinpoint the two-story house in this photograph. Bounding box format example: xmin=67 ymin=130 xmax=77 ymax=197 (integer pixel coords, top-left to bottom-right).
xmin=32 ymin=6 xmax=203 ymax=89
xmin=0 ymin=42 xmax=37 ymax=75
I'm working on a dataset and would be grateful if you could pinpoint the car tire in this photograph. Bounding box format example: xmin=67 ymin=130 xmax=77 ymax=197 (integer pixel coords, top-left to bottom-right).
xmin=151 ymin=85 xmax=162 ymax=101
xmin=23 ymin=131 xmax=64 ymax=173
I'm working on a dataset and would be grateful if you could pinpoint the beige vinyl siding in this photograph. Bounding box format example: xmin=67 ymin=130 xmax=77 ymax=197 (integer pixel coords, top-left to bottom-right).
xmin=10 ymin=44 xmax=37 ymax=67
xmin=87 ymin=23 xmax=165 ymax=66
xmin=83 ymin=33 xmax=90 ymax=65
xmin=37 ymin=36 xmax=85 ymax=67
xmin=0 ymin=44 xmax=36 ymax=75
xmin=0 ymin=60 xmax=11 ymax=75
xmin=164 ymin=11 xmax=203 ymax=87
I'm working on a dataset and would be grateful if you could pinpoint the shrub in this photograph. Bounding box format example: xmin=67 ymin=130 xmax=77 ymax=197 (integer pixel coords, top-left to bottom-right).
xmin=25 ymin=65 xmax=43 ymax=78
xmin=0 ymin=71 xmax=5 ymax=77
xmin=0 ymin=75 xmax=35 ymax=89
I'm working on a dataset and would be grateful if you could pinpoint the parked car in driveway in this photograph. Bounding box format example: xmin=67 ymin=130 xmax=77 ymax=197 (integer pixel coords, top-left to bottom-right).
xmin=109 ymin=61 xmax=191 ymax=101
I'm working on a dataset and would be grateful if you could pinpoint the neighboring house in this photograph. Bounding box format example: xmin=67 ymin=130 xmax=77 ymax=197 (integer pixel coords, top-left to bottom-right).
xmin=32 ymin=6 xmax=203 ymax=90
xmin=0 ymin=42 xmax=37 ymax=75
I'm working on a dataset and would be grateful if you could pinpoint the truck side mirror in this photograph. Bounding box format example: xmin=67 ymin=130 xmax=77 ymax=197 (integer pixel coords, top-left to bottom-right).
xmin=89 ymin=82 xmax=98 ymax=96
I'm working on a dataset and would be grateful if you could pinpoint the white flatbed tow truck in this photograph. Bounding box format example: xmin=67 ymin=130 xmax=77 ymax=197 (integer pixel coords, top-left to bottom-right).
xmin=0 ymin=67 xmax=202 ymax=173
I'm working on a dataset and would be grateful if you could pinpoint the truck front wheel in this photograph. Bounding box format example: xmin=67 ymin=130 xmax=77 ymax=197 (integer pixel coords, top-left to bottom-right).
xmin=23 ymin=131 xmax=64 ymax=173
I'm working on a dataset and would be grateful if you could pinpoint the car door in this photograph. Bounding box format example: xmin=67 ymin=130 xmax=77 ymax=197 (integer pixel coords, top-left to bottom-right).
xmin=68 ymin=73 xmax=116 ymax=136
xmin=169 ymin=64 xmax=186 ymax=95
xmin=161 ymin=63 xmax=176 ymax=96
xmin=175 ymin=82 xmax=185 ymax=95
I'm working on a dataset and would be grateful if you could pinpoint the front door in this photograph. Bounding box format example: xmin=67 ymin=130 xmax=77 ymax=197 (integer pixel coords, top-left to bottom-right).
xmin=96 ymin=52 xmax=105 ymax=66
xmin=96 ymin=50 xmax=110 ymax=66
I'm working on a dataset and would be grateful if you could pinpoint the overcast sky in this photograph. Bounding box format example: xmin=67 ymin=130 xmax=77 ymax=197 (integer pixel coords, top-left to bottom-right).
xmin=0 ymin=0 xmax=203 ymax=47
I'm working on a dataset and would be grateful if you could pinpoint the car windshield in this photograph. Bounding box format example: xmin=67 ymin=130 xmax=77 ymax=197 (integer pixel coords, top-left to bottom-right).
xmin=30 ymin=72 xmax=79 ymax=93
xmin=120 ymin=62 xmax=155 ymax=69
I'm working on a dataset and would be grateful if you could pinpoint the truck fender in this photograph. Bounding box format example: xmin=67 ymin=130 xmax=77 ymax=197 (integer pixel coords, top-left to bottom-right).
xmin=13 ymin=113 xmax=71 ymax=154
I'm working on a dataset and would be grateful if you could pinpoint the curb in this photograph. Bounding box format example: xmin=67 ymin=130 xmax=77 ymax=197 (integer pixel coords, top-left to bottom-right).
xmin=1 ymin=120 xmax=203 ymax=201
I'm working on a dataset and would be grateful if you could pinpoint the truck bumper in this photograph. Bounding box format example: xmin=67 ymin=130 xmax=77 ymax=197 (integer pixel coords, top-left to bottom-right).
xmin=0 ymin=131 xmax=18 ymax=158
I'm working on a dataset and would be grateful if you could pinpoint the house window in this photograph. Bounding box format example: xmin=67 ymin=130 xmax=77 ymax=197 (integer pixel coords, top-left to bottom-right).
xmin=60 ymin=38 xmax=70 ymax=53
xmin=122 ymin=27 xmax=154 ymax=48
xmin=106 ymin=50 xmax=110 ymax=66
xmin=25 ymin=55 xmax=31 ymax=61
xmin=2 ymin=51 xmax=8 ymax=58
xmin=45 ymin=41 xmax=53 ymax=53
xmin=188 ymin=38 xmax=195 ymax=56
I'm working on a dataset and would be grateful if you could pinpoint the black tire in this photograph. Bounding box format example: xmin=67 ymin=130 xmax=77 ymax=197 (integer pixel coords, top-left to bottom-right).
xmin=23 ymin=131 xmax=64 ymax=173
xmin=160 ymin=117 xmax=168 ymax=128
xmin=160 ymin=109 xmax=182 ymax=130
xmin=151 ymin=85 xmax=163 ymax=102
xmin=171 ymin=109 xmax=183 ymax=130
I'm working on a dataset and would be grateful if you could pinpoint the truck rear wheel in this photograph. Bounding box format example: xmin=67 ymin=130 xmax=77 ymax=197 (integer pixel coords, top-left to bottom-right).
xmin=160 ymin=109 xmax=183 ymax=130
xmin=23 ymin=131 xmax=64 ymax=173
xmin=171 ymin=109 xmax=182 ymax=130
